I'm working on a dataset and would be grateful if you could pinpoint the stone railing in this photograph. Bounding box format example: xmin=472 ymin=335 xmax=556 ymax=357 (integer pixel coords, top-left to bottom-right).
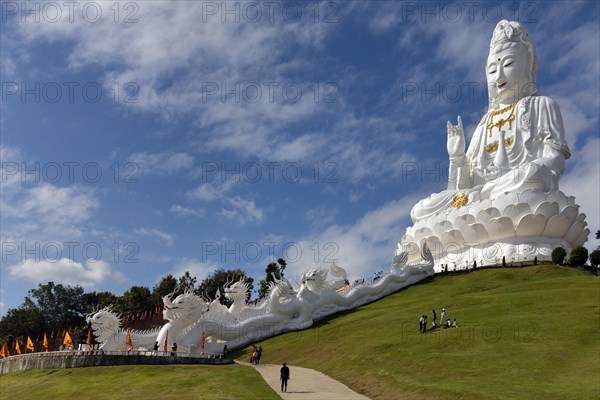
xmin=0 ymin=350 xmax=232 ymax=374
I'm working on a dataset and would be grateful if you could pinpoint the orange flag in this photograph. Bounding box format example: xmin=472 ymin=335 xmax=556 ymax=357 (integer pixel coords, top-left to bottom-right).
xmin=43 ymin=333 xmax=49 ymax=351
xmin=15 ymin=339 xmax=22 ymax=355
xmin=63 ymin=331 xmax=75 ymax=349
xmin=125 ymin=329 xmax=134 ymax=352
xmin=86 ymin=330 xmax=92 ymax=347
xmin=163 ymin=330 xmax=169 ymax=353
xmin=1 ymin=342 xmax=10 ymax=358
xmin=26 ymin=336 xmax=35 ymax=352
xmin=201 ymin=331 xmax=205 ymax=356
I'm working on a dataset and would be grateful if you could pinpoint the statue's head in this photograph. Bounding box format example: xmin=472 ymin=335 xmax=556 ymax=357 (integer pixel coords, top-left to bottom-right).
xmin=486 ymin=20 xmax=537 ymax=109
xmin=224 ymin=279 xmax=249 ymax=302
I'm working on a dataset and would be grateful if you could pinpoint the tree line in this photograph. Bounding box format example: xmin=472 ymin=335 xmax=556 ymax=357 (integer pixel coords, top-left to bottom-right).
xmin=0 ymin=259 xmax=288 ymax=347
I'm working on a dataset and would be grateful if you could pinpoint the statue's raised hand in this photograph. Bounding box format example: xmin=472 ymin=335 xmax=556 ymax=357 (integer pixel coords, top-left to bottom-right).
xmin=447 ymin=116 xmax=465 ymax=160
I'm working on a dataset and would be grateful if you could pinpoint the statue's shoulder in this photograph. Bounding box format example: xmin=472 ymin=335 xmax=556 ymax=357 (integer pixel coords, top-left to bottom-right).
xmin=526 ymin=95 xmax=561 ymax=111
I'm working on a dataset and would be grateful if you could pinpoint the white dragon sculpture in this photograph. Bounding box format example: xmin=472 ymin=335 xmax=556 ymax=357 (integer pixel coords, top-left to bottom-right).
xmin=87 ymin=307 xmax=161 ymax=351
xmin=91 ymin=245 xmax=434 ymax=354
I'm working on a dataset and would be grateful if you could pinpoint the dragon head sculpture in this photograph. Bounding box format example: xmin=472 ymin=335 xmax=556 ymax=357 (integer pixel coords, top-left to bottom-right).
xmin=162 ymin=291 xmax=209 ymax=322
xmin=224 ymin=279 xmax=249 ymax=303
xmin=301 ymin=268 xmax=329 ymax=294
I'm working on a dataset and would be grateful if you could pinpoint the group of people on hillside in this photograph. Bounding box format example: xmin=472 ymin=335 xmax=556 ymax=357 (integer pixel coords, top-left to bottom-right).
xmin=419 ymin=308 xmax=458 ymax=333
xmin=250 ymin=345 xmax=263 ymax=365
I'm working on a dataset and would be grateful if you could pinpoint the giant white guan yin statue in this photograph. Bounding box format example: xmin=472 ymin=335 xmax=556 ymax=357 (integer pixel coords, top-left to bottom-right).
xmin=89 ymin=245 xmax=434 ymax=353
xmin=401 ymin=20 xmax=589 ymax=270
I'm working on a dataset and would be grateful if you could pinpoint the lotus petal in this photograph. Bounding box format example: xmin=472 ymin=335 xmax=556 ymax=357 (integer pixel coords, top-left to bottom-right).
xmin=564 ymin=221 xmax=585 ymax=244
xmin=573 ymin=228 xmax=590 ymax=247
xmin=575 ymin=213 xmax=586 ymax=224
xmin=560 ymin=205 xmax=579 ymax=224
xmin=454 ymin=214 xmax=476 ymax=230
xmin=433 ymin=220 xmax=453 ymax=237
xmin=424 ymin=236 xmax=443 ymax=256
xmin=463 ymin=223 xmax=489 ymax=244
xmin=476 ymin=207 xmax=501 ymax=224
xmin=414 ymin=227 xmax=433 ymax=242
xmin=516 ymin=214 xmax=546 ymax=237
xmin=503 ymin=203 xmax=531 ymax=223
xmin=545 ymin=191 xmax=568 ymax=205
xmin=487 ymin=216 xmax=515 ymax=240
xmin=534 ymin=202 xmax=559 ymax=220
xmin=441 ymin=229 xmax=465 ymax=247
xmin=519 ymin=189 xmax=544 ymax=210
xmin=542 ymin=215 xmax=571 ymax=238
xmin=491 ymin=192 xmax=520 ymax=213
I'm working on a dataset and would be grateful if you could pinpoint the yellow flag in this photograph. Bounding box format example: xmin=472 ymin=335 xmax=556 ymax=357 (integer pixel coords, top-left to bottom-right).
xmin=63 ymin=331 xmax=74 ymax=349
xmin=125 ymin=328 xmax=134 ymax=352
xmin=15 ymin=339 xmax=22 ymax=355
xmin=1 ymin=342 xmax=10 ymax=358
xmin=26 ymin=336 xmax=35 ymax=352
xmin=43 ymin=333 xmax=49 ymax=351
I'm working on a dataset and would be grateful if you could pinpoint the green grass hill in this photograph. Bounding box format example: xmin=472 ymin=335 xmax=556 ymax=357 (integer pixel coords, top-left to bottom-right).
xmin=236 ymin=265 xmax=600 ymax=400
xmin=2 ymin=265 xmax=599 ymax=400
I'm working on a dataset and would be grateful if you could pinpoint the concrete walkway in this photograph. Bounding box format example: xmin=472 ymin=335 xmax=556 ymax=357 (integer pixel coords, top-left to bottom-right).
xmin=237 ymin=361 xmax=370 ymax=400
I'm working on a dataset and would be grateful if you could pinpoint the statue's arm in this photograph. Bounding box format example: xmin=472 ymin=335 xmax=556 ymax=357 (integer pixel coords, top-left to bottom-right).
xmin=530 ymin=97 xmax=570 ymax=176
xmin=446 ymin=116 xmax=475 ymax=190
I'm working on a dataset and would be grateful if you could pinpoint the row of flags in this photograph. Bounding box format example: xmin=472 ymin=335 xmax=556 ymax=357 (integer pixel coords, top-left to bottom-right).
xmin=1 ymin=329 xmax=208 ymax=358
xmin=1 ymin=332 xmax=72 ymax=358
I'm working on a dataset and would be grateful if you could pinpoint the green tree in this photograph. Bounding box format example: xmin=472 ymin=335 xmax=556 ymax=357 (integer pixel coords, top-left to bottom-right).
xmin=150 ymin=275 xmax=178 ymax=308
xmin=177 ymin=271 xmax=198 ymax=293
xmin=552 ymin=247 xmax=567 ymax=265
xmin=196 ymin=269 xmax=254 ymax=303
xmin=257 ymin=258 xmax=287 ymax=300
xmin=567 ymin=246 xmax=589 ymax=266
xmin=114 ymin=286 xmax=152 ymax=315
xmin=82 ymin=291 xmax=118 ymax=314
xmin=589 ymin=250 xmax=600 ymax=267
xmin=0 ymin=282 xmax=93 ymax=342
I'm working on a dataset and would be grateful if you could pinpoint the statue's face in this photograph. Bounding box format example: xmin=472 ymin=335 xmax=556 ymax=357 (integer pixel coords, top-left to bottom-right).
xmin=486 ymin=44 xmax=532 ymax=106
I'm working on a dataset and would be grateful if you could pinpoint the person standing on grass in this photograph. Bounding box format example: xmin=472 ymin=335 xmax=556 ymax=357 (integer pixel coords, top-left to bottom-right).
xmin=432 ymin=309 xmax=437 ymax=329
xmin=419 ymin=315 xmax=424 ymax=333
xmin=280 ymin=363 xmax=290 ymax=392
xmin=441 ymin=308 xmax=447 ymax=324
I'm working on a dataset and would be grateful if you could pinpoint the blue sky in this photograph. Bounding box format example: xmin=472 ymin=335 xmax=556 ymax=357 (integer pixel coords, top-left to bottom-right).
xmin=1 ymin=1 xmax=599 ymax=313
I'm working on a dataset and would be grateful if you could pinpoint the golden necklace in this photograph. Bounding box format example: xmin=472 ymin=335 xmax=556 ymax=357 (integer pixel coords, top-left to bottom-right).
xmin=486 ymin=101 xmax=517 ymax=137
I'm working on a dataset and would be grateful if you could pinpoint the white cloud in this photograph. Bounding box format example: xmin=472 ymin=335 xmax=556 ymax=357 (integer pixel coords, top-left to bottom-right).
xmin=129 ymin=151 xmax=194 ymax=176
xmin=134 ymin=227 xmax=176 ymax=246
xmin=190 ymin=179 xmax=236 ymax=201
xmin=219 ymin=197 xmax=263 ymax=224
xmin=170 ymin=258 xmax=218 ymax=283
xmin=285 ymin=195 xmax=421 ymax=281
xmin=304 ymin=205 xmax=338 ymax=228
xmin=169 ymin=204 xmax=204 ymax=218
xmin=8 ymin=258 xmax=126 ymax=288
xmin=21 ymin=183 xmax=98 ymax=225
xmin=2 ymin=180 xmax=99 ymax=242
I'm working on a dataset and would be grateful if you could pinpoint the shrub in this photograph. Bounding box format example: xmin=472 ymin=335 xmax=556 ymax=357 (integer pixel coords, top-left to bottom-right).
xmin=552 ymin=247 xmax=567 ymax=265
xmin=567 ymin=246 xmax=589 ymax=266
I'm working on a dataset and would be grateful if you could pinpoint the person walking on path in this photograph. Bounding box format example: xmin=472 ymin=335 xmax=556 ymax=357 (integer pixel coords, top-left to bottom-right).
xmin=256 ymin=346 xmax=263 ymax=364
xmin=280 ymin=362 xmax=290 ymax=392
